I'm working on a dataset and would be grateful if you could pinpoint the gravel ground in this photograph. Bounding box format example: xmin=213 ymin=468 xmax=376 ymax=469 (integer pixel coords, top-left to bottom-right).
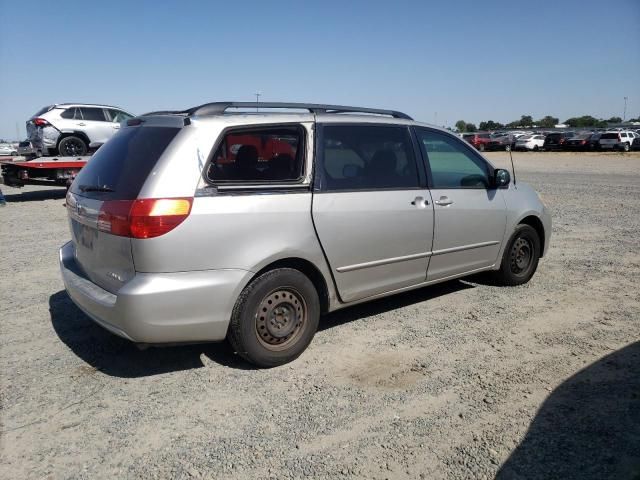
xmin=1 ymin=151 xmax=639 ymax=479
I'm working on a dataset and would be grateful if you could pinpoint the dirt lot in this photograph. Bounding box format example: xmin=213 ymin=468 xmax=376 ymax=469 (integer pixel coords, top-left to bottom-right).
xmin=1 ymin=152 xmax=639 ymax=479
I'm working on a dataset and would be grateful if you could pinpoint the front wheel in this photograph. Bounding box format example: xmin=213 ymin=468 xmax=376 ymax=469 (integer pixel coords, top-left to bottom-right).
xmin=533 ymin=145 xmax=539 ymax=151
xmin=227 ymin=268 xmax=320 ymax=367
xmin=621 ymin=143 xmax=630 ymax=152
xmin=493 ymin=225 xmax=541 ymax=286
xmin=505 ymin=145 xmax=511 ymax=152
xmin=58 ymin=136 xmax=87 ymax=157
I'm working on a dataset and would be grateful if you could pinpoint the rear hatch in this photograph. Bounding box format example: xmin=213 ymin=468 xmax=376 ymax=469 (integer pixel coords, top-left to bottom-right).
xmin=66 ymin=125 xmax=180 ymax=293
xmin=599 ymin=132 xmax=620 ymax=145
xmin=26 ymin=105 xmax=54 ymax=142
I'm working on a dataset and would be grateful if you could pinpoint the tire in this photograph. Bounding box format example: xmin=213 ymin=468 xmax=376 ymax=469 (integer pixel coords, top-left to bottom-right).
xmin=57 ymin=136 xmax=87 ymax=157
xmin=10 ymin=151 xmax=17 ymax=156
xmin=493 ymin=224 xmax=541 ymax=286
xmin=505 ymin=145 xmax=511 ymax=152
xmin=533 ymin=145 xmax=539 ymax=151
xmin=622 ymin=143 xmax=630 ymax=152
xmin=227 ymin=268 xmax=320 ymax=367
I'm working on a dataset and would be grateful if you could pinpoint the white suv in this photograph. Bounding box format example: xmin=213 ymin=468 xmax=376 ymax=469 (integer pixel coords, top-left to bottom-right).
xmin=26 ymin=103 xmax=134 ymax=157
xmin=599 ymin=130 xmax=637 ymax=151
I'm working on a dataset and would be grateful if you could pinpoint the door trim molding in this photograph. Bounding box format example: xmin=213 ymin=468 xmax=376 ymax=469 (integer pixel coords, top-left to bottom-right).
xmin=431 ymin=240 xmax=500 ymax=256
xmin=335 ymin=240 xmax=500 ymax=273
xmin=336 ymin=251 xmax=432 ymax=273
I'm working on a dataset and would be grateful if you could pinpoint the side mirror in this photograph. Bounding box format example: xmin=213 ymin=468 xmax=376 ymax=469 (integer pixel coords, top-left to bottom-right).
xmin=493 ymin=168 xmax=511 ymax=187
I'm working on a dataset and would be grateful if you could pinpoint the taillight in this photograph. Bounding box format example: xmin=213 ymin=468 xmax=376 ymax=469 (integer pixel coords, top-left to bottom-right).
xmin=33 ymin=118 xmax=49 ymax=126
xmin=98 ymin=198 xmax=193 ymax=239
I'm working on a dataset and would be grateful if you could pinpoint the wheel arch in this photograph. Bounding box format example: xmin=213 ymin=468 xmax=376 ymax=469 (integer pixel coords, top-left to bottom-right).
xmin=518 ymin=215 xmax=546 ymax=257
xmin=57 ymin=131 xmax=91 ymax=149
xmin=250 ymin=257 xmax=332 ymax=314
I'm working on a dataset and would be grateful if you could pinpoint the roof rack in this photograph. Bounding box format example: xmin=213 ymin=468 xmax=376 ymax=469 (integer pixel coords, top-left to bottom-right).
xmin=142 ymin=102 xmax=412 ymax=120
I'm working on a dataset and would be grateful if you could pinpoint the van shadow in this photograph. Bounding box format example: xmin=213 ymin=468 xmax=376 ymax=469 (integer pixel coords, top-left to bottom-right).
xmin=49 ymin=280 xmax=472 ymax=378
xmin=497 ymin=341 xmax=640 ymax=480
xmin=3 ymin=188 xmax=66 ymax=202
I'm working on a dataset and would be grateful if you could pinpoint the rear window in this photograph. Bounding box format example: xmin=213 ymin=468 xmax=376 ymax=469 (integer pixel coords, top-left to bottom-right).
xmin=70 ymin=126 xmax=180 ymax=200
xmin=601 ymin=133 xmax=619 ymax=139
xmin=33 ymin=105 xmax=53 ymax=117
xmin=80 ymin=107 xmax=106 ymax=122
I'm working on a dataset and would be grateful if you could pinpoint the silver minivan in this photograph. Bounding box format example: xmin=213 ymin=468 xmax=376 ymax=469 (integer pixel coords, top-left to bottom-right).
xmin=60 ymin=102 xmax=551 ymax=367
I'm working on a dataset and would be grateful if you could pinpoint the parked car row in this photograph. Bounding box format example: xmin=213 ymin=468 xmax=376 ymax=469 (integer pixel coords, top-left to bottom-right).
xmin=462 ymin=129 xmax=640 ymax=152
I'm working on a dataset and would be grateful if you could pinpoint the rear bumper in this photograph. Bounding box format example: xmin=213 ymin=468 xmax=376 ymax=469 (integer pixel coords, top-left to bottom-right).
xmin=59 ymin=241 xmax=252 ymax=343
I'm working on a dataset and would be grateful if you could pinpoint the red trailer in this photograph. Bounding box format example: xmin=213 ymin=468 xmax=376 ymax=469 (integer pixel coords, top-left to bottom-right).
xmin=0 ymin=155 xmax=90 ymax=189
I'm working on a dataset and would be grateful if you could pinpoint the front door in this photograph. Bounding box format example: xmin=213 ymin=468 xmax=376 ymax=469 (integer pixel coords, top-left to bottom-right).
xmin=414 ymin=128 xmax=507 ymax=282
xmin=312 ymin=124 xmax=434 ymax=302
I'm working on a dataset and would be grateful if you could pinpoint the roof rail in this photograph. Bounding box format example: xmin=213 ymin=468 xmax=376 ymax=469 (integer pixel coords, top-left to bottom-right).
xmin=142 ymin=102 xmax=412 ymax=120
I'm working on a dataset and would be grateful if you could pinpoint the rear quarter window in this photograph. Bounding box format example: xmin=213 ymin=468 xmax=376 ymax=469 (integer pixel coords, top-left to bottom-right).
xmin=206 ymin=126 xmax=304 ymax=183
xmin=70 ymin=126 xmax=180 ymax=200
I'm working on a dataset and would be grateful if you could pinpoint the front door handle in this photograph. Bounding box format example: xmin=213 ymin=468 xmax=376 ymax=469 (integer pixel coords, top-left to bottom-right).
xmin=434 ymin=196 xmax=453 ymax=206
xmin=77 ymin=123 xmax=86 ymax=126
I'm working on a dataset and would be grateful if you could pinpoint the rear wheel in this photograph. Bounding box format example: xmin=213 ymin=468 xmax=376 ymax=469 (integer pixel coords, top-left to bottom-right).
xmin=533 ymin=145 xmax=539 ymax=151
xmin=493 ymin=224 xmax=541 ymax=286
xmin=505 ymin=145 xmax=511 ymax=152
xmin=479 ymin=144 xmax=485 ymax=152
xmin=621 ymin=143 xmax=630 ymax=152
xmin=58 ymin=136 xmax=87 ymax=157
xmin=228 ymin=268 xmax=320 ymax=367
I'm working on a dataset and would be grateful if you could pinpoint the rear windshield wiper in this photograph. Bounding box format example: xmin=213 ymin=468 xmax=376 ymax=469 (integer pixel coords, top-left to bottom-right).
xmin=79 ymin=184 xmax=115 ymax=193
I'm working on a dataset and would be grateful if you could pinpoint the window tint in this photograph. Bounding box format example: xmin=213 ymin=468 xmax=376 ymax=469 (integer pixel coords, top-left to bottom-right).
xmin=207 ymin=126 xmax=303 ymax=183
xmin=416 ymin=128 xmax=490 ymax=189
xmin=70 ymin=127 xmax=180 ymax=200
xmin=319 ymin=125 xmax=418 ymax=191
xmin=80 ymin=107 xmax=106 ymax=122
xmin=108 ymin=109 xmax=133 ymax=123
xmin=601 ymin=133 xmax=619 ymax=139
xmin=60 ymin=108 xmax=78 ymax=119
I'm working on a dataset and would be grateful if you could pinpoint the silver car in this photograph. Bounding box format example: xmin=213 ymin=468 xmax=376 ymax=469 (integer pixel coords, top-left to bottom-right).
xmin=27 ymin=103 xmax=134 ymax=157
xmin=60 ymin=102 xmax=551 ymax=367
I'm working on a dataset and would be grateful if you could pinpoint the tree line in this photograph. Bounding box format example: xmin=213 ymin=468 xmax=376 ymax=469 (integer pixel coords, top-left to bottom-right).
xmin=455 ymin=115 xmax=640 ymax=132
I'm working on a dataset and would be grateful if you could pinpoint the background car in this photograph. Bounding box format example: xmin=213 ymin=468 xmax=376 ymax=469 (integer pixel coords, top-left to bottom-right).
xmin=599 ymin=131 xmax=637 ymax=151
xmin=514 ymin=134 xmax=546 ymax=151
xmin=26 ymin=103 xmax=134 ymax=157
xmin=17 ymin=140 xmax=37 ymax=157
xmin=543 ymin=132 xmax=575 ymax=150
xmin=564 ymin=133 xmax=593 ymax=151
xmin=486 ymin=133 xmax=515 ymax=151
xmin=0 ymin=143 xmax=18 ymax=156
xmin=462 ymin=132 xmax=491 ymax=151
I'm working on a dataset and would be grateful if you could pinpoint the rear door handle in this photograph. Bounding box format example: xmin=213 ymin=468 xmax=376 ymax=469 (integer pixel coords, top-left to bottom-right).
xmin=434 ymin=196 xmax=453 ymax=206
xmin=411 ymin=196 xmax=429 ymax=207
xmin=77 ymin=123 xmax=86 ymax=126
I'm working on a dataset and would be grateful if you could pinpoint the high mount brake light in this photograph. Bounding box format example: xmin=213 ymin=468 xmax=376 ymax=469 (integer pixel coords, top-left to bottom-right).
xmin=97 ymin=198 xmax=193 ymax=239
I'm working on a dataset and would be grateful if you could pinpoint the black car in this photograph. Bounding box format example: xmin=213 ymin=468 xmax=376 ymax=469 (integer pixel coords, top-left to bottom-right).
xmin=564 ymin=134 xmax=593 ymax=151
xmin=543 ymin=132 xmax=575 ymax=151
xmin=485 ymin=134 xmax=515 ymax=151
xmin=632 ymin=137 xmax=640 ymax=151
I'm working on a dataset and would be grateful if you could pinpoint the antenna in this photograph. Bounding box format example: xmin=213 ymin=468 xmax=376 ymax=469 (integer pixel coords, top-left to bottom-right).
xmin=509 ymin=145 xmax=517 ymax=186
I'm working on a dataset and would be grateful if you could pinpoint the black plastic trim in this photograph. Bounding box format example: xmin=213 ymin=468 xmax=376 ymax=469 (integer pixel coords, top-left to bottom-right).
xmin=143 ymin=102 xmax=412 ymax=120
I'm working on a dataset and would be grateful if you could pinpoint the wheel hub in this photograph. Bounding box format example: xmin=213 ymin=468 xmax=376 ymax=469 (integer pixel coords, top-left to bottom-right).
xmin=256 ymin=289 xmax=306 ymax=347
xmin=511 ymin=237 xmax=532 ymax=273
